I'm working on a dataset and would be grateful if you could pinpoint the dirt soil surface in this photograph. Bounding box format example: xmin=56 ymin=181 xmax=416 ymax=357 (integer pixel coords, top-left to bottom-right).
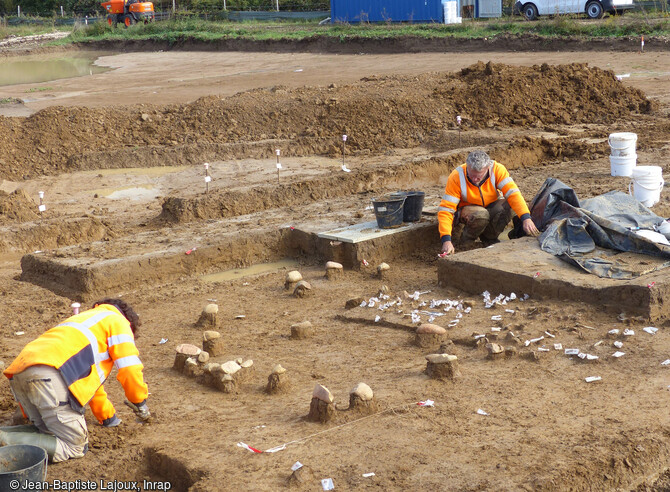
xmin=0 ymin=36 xmax=669 ymax=491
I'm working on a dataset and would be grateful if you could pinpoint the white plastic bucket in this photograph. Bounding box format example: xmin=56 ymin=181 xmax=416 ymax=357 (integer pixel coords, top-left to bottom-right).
xmin=608 ymin=132 xmax=637 ymax=157
xmin=610 ymin=154 xmax=636 ymax=176
xmin=629 ymin=165 xmax=664 ymax=207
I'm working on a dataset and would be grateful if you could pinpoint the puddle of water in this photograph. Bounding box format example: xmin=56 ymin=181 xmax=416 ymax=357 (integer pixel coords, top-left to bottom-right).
xmin=84 ymin=165 xmax=191 ymax=177
xmin=92 ymin=184 xmax=158 ymax=200
xmin=201 ymin=259 xmax=298 ymax=283
xmin=0 ymin=54 xmax=111 ymax=87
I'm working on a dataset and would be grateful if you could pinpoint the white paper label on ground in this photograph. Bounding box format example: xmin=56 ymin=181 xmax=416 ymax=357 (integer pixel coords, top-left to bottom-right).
xmin=476 ymin=408 xmax=489 ymax=416
xmin=554 ymin=343 xmax=563 ymax=350
xmin=417 ymin=400 xmax=434 ymax=407
xmin=565 ymin=348 xmax=579 ymax=355
xmin=586 ymin=354 xmax=599 ymax=360
xmin=374 ymin=315 xmax=381 ymax=323
xmin=524 ymin=340 xmax=530 ymax=347
xmin=491 ymin=315 xmax=503 ymax=321
xmin=505 ymin=309 xmax=515 ymax=313
xmin=623 ymin=329 xmax=635 ymax=336
xmin=14 ymin=331 xmax=24 ymax=336
xmin=585 ymin=376 xmax=602 ymax=383
xmin=613 ymin=341 xmax=623 ymax=348
xmin=578 ymin=353 xmax=587 ymax=359
xmin=643 ymin=327 xmax=658 ymax=335
xmin=38 ymin=205 xmax=46 ymax=212
xmin=291 ymin=462 xmax=303 ymax=471
xmin=362 ymin=473 xmax=375 ymax=478
xmin=608 ymin=329 xmax=620 ymax=335
xmin=612 ymin=351 xmax=625 ymax=358
xmin=490 ymin=327 xmax=501 ymax=332
xmin=321 ymin=478 xmax=335 ymax=491
xmin=204 ymin=176 xmax=212 ymax=183
xmin=342 ymin=165 xmax=351 ymax=173
xmin=538 ymin=347 xmax=550 ymax=352
xmin=661 ymin=359 xmax=670 ymax=366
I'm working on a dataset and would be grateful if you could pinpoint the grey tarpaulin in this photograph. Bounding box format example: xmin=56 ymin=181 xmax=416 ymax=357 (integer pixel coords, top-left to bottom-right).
xmin=511 ymin=178 xmax=670 ymax=279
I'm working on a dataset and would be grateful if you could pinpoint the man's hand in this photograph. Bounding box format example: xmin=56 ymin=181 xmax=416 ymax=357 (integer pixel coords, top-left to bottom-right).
xmin=125 ymin=400 xmax=151 ymax=423
xmin=441 ymin=240 xmax=455 ymax=256
xmin=522 ymin=218 xmax=540 ymax=237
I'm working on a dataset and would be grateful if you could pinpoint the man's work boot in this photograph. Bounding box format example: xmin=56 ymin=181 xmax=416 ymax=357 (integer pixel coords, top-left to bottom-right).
xmin=0 ymin=430 xmax=58 ymax=460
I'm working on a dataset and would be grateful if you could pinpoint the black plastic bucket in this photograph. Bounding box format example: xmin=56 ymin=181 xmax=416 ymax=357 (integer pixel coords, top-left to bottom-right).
xmin=390 ymin=190 xmax=425 ymax=222
xmin=0 ymin=445 xmax=48 ymax=491
xmin=372 ymin=196 xmax=405 ymax=229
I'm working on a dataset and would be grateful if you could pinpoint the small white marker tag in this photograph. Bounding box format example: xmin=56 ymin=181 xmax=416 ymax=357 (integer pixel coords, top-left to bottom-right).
xmin=585 ymin=376 xmax=602 ymax=383
xmin=204 ymin=176 xmax=212 ymax=183
xmin=623 ymin=329 xmax=635 ymax=336
xmin=377 ymin=207 xmax=386 ymax=212
xmin=661 ymin=359 xmax=670 ymax=366
xmin=565 ymin=348 xmax=579 ymax=355
xmin=554 ymin=343 xmax=562 ymax=350
xmin=276 ymin=163 xmax=282 ymax=169
xmin=321 ymin=478 xmax=334 ymax=491
xmin=291 ymin=461 xmax=303 ymax=471
xmin=608 ymin=329 xmax=620 ymax=335
xmin=613 ymin=341 xmax=623 ymax=349
xmin=643 ymin=327 xmax=658 ymax=335
xmin=362 ymin=473 xmax=375 ymax=478
xmin=38 ymin=205 xmax=46 ymax=212
xmin=476 ymin=408 xmax=489 ymax=416
xmin=612 ymin=351 xmax=625 ymax=358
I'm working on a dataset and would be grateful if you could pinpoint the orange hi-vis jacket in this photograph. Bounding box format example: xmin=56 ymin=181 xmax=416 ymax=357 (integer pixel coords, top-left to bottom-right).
xmin=438 ymin=161 xmax=531 ymax=242
xmin=4 ymin=304 xmax=148 ymax=424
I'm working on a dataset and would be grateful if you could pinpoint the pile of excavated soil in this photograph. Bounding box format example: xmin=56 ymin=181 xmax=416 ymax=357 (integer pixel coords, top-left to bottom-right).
xmin=0 ymin=189 xmax=38 ymax=224
xmin=0 ymin=62 xmax=653 ymax=180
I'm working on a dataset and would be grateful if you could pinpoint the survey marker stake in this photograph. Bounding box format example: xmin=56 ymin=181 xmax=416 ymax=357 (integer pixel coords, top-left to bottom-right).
xmin=456 ymin=115 xmax=462 ymax=147
xmin=204 ymin=162 xmax=211 ymax=194
xmin=276 ymin=149 xmax=282 ymax=185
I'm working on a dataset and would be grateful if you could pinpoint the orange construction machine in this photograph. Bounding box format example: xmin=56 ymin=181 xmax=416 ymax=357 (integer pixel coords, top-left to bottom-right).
xmin=101 ymin=0 xmax=155 ymax=27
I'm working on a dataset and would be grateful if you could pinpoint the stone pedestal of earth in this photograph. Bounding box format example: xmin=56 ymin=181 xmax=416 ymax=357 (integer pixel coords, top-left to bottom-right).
xmin=377 ymin=263 xmax=390 ymax=280
xmin=203 ymin=330 xmax=224 ymax=356
xmin=174 ymin=343 xmax=201 ymax=372
xmin=415 ymin=324 xmax=447 ymax=348
xmin=307 ymin=384 xmax=335 ymax=423
xmin=266 ymin=364 xmax=289 ymax=394
xmin=285 ymin=270 xmax=302 ymax=291
xmin=325 ymin=261 xmax=343 ymax=280
xmin=425 ymin=353 xmax=461 ymax=381
xmin=290 ymin=321 xmax=314 ymax=340
xmin=195 ymin=303 xmax=219 ymax=329
xmin=348 ymin=382 xmax=377 ymax=414
xmin=293 ymin=280 xmax=312 ymax=298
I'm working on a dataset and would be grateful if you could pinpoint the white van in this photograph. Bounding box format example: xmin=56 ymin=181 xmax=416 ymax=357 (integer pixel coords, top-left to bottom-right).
xmin=513 ymin=0 xmax=634 ymax=19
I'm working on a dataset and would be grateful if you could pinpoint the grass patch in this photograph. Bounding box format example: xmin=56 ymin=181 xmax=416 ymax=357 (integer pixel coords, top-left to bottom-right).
xmin=0 ymin=97 xmax=23 ymax=104
xmin=5 ymin=10 xmax=670 ymax=45
xmin=25 ymin=87 xmax=53 ymax=93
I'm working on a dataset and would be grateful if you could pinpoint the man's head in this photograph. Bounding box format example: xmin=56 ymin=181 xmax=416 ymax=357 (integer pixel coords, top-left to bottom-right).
xmin=466 ymin=150 xmax=493 ymax=183
xmin=92 ymin=298 xmax=141 ymax=335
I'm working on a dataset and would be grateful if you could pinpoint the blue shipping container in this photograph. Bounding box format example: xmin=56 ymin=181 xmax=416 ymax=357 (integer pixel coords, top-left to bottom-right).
xmin=331 ymin=0 xmax=444 ymax=23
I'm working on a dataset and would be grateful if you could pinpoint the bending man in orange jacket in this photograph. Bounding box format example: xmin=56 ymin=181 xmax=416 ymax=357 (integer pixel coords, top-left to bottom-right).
xmin=2 ymin=298 xmax=150 ymax=462
xmin=438 ymin=150 xmax=540 ymax=255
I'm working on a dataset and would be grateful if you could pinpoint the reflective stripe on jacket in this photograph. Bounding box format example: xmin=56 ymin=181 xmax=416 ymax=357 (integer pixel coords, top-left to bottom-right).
xmin=437 ymin=161 xmax=530 ymax=241
xmin=4 ymin=304 xmax=148 ymax=424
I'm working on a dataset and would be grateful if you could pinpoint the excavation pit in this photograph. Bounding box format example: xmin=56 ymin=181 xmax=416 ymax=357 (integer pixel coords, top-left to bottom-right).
xmin=438 ymin=237 xmax=670 ymax=320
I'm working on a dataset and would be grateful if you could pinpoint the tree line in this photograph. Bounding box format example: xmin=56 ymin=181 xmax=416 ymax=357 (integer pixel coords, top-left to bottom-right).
xmin=0 ymin=0 xmax=329 ymax=16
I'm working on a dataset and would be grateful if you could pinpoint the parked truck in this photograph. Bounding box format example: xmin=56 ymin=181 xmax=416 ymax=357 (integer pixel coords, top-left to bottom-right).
xmin=102 ymin=0 xmax=155 ymax=27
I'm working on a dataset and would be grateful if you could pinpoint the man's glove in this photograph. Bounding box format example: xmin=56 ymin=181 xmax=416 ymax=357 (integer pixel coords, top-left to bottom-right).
xmin=102 ymin=414 xmax=122 ymax=427
xmin=124 ymin=400 xmax=151 ymax=422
